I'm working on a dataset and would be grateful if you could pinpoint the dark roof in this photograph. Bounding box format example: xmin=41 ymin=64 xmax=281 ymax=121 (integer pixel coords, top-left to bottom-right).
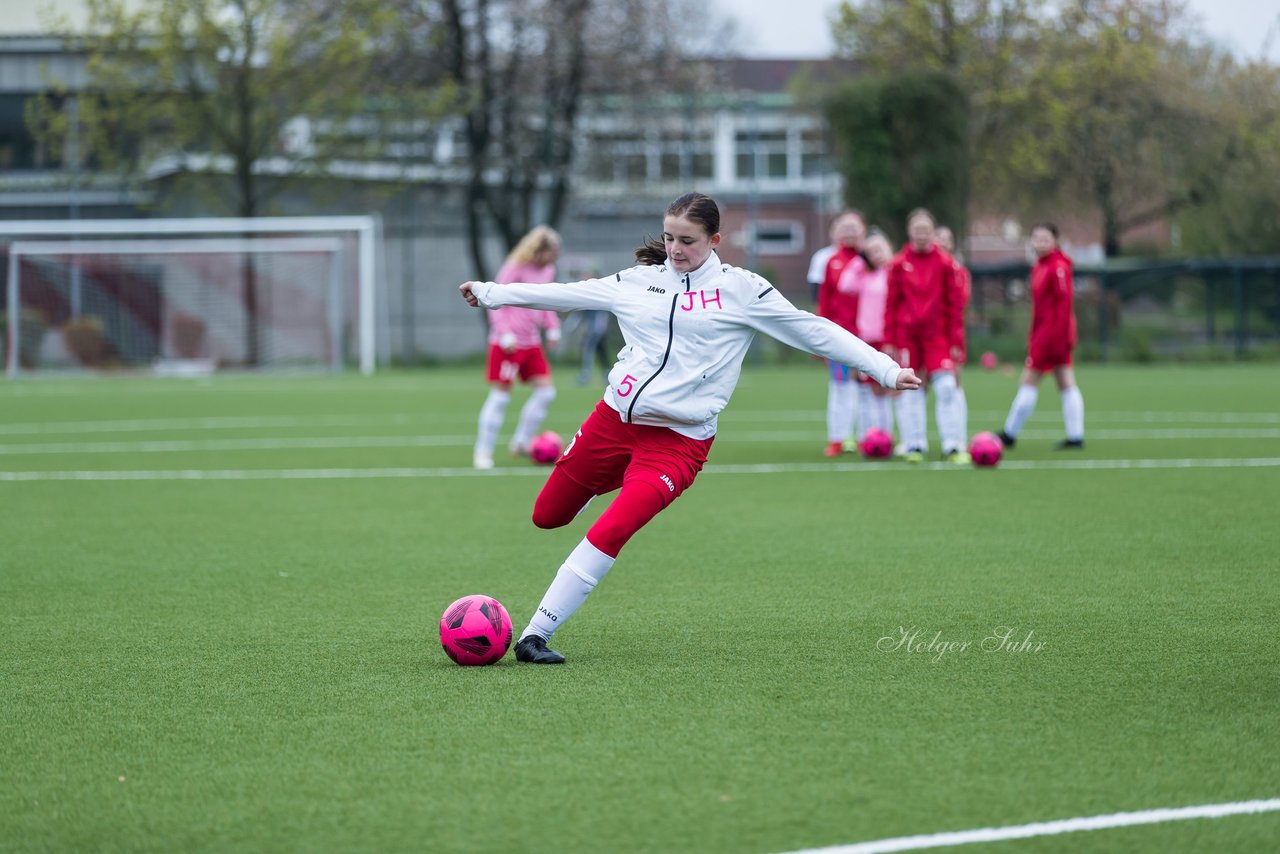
xmin=704 ymin=58 xmax=861 ymax=93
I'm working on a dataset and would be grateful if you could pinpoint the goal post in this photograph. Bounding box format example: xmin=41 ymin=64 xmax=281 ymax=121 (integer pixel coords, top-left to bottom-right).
xmin=1 ymin=216 xmax=380 ymax=377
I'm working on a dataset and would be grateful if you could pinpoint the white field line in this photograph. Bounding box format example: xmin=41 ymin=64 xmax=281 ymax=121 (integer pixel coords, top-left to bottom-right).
xmin=3 ymin=457 xmax=1280 ymax=482
xmin=728 ymin=410 xmax=1280 ymax=425
xmin=729 ymin=428 xmax=1280 ymax=441
xmin=0 ymin=377 xmax=443 ymax=397
xmin=0 ymin=414 xmax=427 ymax=435
xmin=706 ymin=457 xmax=1280 ymax=474
xmin=0 ymin=466 xmax=544 ymax=482
xmin=776 ymin=797 xmax=1280 ymax=854
xmin=0 ymin=428 xmax=1278 ymax=456
xmin=0 ymin=410 xmax=1277 ymax=437
xmin=1015 ymin=428 xmax=1280 ymax=439
xmin=0 ymin=435 xmax=476 ymax=455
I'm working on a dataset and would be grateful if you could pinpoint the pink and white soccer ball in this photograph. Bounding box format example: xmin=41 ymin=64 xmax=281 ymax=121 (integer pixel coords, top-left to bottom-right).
xmin=439 ymin=594 xmax=513 ymax=666
xmin=858 ymin=428 xmax=894 ymax=459
xmin=969 ymin=431 xmax=1003 ymax=468
xmin=529 ymin=431 xmax=563 ymax=464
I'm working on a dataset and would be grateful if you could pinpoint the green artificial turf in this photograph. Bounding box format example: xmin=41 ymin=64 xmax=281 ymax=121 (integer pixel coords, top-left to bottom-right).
xmin=1 ymin=363 xmax=1278 ymax=852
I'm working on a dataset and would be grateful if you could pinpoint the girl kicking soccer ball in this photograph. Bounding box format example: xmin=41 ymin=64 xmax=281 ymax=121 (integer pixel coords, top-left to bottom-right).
xmin=460 ymin=192 xmax=921 ymax=663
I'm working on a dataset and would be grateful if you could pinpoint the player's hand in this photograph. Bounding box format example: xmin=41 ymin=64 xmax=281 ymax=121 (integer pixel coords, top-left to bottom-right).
xmin=895 ymin=368 xmax=922 ymax=390
xmin=459 ymin=282 xmax=480 ymax=307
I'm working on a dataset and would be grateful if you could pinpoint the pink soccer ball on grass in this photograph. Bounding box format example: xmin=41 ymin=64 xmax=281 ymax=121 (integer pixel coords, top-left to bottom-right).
xmin=439 ymin=594 xmax=513 ymax=666
xmin=858 ymin=428 xmax=894 ymax=459
xmin=980 ymin=351 xmax=999 ymax=370
xmin=969 ymin=431 xmax=1004 ymax=468
xmin=529 ymin=431 xmax=564 ymax=465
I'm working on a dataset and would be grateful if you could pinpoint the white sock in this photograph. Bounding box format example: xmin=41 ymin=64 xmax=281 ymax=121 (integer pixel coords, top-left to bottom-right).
xmin=827 ymin=379 xmax=855 ymax=442
xmin=1003 ymin=385 xmax=1038 ymax=439
xmin=1062 ymin=386 xmax=1084 ymax=441
xmin=874 ymin=394 xmax=894 ymax=435
xmin=932 ymin=371 xmax=965 ymax=454
xmin=855 ymin=382 xmax=877 ymax=440
xmin=895 ymin=389 xmax=928 ymax=451
xmin=512 ymin=385 xmax=556 ymax=450
xmin=522 ymin=538 xmax=616 ymax=641
xmin=475 ymin=388 xmax=511 ymax=457
xmin=956 ymin=386 xmax=969 ymax=449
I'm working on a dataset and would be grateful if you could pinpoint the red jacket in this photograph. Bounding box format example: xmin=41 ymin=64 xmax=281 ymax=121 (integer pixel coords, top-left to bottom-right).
xmin=1029 ymin=248 xmax=1076 ymax=359
xmin=884 ymin=244 xmax=962 ymax=346
xmin=950 ymin=256 xmax=971 ymax=357
xmin=816 ymin=245 xmax=863 ymax=334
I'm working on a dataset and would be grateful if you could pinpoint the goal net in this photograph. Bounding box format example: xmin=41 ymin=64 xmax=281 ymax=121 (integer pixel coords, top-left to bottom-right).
xmin=2 ymin=217 xmax=379 ymax=376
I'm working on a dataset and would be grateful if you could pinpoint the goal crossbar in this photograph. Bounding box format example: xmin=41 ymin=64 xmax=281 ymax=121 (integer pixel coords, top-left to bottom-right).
xmin=9 ymin=237 xmax=346 ymax=256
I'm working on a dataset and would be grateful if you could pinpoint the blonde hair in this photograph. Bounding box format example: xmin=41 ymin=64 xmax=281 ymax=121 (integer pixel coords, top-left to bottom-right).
xmin=906 ymin=208 xmax=935 ymax=227
xmin=508 ymin=225 xmax=562 ymax=265
xmin=865 ymin=231 xmax=893 ymax=252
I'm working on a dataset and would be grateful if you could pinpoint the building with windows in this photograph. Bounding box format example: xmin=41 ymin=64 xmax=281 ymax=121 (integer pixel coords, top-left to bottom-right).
xmin=0 ymin=36 xmax=152 ymax=219
xmin=570 ymin=60 xmax=850 ymax=295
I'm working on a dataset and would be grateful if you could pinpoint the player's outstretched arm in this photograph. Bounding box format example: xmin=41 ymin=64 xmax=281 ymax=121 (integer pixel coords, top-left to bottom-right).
xmin=459 ymin=276 xmax=614 ymax=312
xmin=895 ymin=369 xmax=923 ymax=390
xmin=743 ymin=281 xmax=911 ymax=390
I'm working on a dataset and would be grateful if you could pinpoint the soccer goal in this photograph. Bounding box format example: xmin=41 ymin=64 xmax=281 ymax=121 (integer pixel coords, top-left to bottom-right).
xmin=2 ymin=216 xmax=379 ymax=377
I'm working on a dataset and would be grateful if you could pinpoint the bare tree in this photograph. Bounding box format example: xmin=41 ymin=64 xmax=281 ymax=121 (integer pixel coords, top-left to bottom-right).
xmin=389 ymin=0 xmax=732 ymax=279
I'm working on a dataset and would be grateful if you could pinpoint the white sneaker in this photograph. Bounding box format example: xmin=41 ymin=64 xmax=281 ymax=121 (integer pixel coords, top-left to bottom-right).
xmin=508 ymin=440 xmax=528 ymax=458
xmin=473 ymin=452 xmax=494 ymax=470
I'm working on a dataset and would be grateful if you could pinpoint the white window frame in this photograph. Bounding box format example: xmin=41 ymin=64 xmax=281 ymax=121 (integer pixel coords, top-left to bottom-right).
xmin=746 ymin=220 xmax=806 ymax=256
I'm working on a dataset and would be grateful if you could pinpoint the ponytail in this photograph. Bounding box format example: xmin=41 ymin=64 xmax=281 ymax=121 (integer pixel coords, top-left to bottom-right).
xmin=634 ymin=235 xmax=666 ymax=266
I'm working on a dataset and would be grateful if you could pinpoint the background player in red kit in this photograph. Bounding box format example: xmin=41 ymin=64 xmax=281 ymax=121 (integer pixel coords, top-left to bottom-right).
xmin=935 ymin=225 xmax=971 ymax=460
xmin=884 ymin=209 xmax=969 ymax=462
xmin=460 ymin=193 xmax=921 ymax=664
xmin=816 ymin=211 xmax=868 ymax=456
xmin=998 ymin=223 xmax=1085 ymax=449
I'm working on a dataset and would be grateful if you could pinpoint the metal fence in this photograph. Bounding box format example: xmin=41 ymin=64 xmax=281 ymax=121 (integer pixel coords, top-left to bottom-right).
xmin=967 ymin=258 xmax=1280 ymax=363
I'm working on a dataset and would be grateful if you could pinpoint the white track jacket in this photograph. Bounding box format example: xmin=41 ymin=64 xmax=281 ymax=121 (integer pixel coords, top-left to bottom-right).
xmin=469 ymin=251 xmax=903 ymax=439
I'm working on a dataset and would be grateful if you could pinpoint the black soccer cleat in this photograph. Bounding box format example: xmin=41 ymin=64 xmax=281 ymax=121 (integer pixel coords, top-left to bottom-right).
xmin=515 ymin=635 xmax=566 ymax=664
xmin=1054 ymin=438 xmax=1085 ymax=450
xmin=997 ymin=430 xmax=1017 ymax=449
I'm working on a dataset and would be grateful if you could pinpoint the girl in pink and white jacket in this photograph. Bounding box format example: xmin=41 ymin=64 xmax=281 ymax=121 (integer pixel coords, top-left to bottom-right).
xmin=473 ymin=226 xmax=563 ymax=470
xmin=460 ymin=193 xmax=921 ymax=664
xmin=838 ymin=231 xmax=897 ymax=442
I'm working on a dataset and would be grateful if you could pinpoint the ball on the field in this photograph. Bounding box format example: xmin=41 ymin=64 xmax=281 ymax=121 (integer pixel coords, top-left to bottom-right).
xmin=528 ymin=431 xmax=563 ymax=464
xmin=439 ymin=594 xmax=513 ymax=666
xmin=969 ymin=431 xmax=1003 ymax=468
xmin=980 ymin=351 xmax=999 ymax=370
xmin=858 ymin=427 xmax=894 ymax=459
